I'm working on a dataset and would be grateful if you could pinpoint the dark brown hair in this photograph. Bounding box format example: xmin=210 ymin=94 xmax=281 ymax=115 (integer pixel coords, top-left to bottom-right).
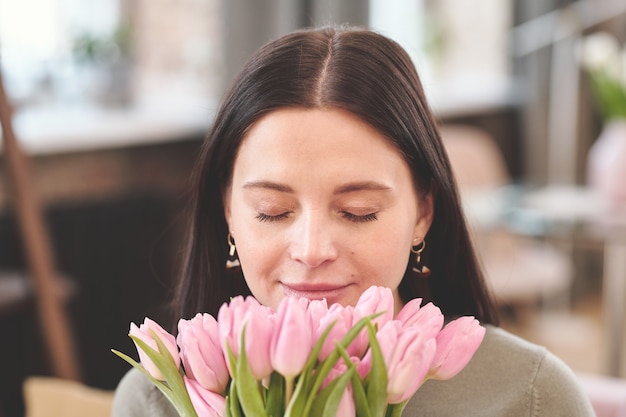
xmin=171 ymin=26 xmax=499 ymax=325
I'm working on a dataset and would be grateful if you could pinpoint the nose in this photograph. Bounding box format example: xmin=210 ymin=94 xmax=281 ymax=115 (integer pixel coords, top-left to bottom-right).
xmin=289 ymin=210 xmax=338 ymax=268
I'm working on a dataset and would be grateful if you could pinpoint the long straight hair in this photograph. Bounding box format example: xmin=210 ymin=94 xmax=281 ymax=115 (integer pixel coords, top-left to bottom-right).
xmin=171 ymin=26 xmax=499 ymax=326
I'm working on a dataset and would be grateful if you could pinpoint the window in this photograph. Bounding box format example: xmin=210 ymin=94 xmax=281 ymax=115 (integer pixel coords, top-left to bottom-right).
xmin=0 ymin=0 xmax=221 ymax=111
xmin=369 ymin=0 xmax=515 ymax=116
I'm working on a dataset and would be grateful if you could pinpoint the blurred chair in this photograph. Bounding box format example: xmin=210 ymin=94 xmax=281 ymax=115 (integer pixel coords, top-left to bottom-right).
xmin=440 ymin=124 xmax=573 ymax=316
xmin=23 ymin=377 xmax=114 ymax=417
xmin=0 ymin=68 xmax=81 ymax=381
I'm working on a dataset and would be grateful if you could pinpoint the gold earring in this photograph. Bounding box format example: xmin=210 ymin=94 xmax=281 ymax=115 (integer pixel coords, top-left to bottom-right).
xmin=226 ymin=233 xmax=240 ymax=269
xmin=411 ymin=240 xmax=431 ymax=277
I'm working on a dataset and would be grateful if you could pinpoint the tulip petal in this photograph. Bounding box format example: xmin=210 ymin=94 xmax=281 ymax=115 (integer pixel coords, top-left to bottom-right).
xmin=430 ymin=316 xmax=486 ymax=380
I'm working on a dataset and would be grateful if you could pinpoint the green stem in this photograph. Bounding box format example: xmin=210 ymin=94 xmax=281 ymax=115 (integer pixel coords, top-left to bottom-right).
xmin=284 ymin=375 xmax=294 ymax=409
xmin=385 ymin=401 xmax=408 ymax=417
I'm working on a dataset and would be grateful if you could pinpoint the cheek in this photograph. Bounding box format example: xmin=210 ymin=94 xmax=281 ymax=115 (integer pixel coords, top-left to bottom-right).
xmin=235 ymin=233 xmax=275 ymax=271
xmin=354 ymin=235 xmax=411 ymax=281
xmin=360 ymin=221 xmax=414 ymax=280
xmin=231 ymin=222 xmax=284 ymax=279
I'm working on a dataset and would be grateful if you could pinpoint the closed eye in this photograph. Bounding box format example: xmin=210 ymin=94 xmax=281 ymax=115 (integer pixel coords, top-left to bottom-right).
xmin=255 ymin=212 xmax=291 ymax=222
xmin=341 ymin=212 xmax=378 ymax=223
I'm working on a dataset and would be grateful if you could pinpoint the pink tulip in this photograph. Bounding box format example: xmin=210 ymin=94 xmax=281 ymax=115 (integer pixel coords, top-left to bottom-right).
xmin=316 ymin=303 xmax=368 ymax=359
xmin=395 ymin=299 xmax=444 ymax=339
xmin=429 ymin=316 xmax=485 ymax=380
xmin=351 ymin=356 xmax=371 ymax=380
xmin=305 ymin=298 xmax=329 ymax=330
xmin=217 ymin=296 xmax=275 ymax=380
xmin=336 ymin=384 xmax=356 ymax=417
xmin=375 ymin=320 xmax=437 ymax=404
xmin=129 ymin=318 xmax=180 ymax=380
xmin=354 ymin=286 xmax=394 ymax=327
xmin=321 ymin=362 xmax=356 ymax=417
xmin=184 ymin=376 xmax=226 ymax=417
xmin=270 ymin=296 xmax=313 ymax=378
xmin=352 ymin=286 xmax=395 ymax=359
xmin=177 ymin=313 xmax=230 ymax=393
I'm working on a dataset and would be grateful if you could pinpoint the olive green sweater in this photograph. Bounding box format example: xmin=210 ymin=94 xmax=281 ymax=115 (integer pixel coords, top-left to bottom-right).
xmin=112 ymin=325 xmax=595 ymax=416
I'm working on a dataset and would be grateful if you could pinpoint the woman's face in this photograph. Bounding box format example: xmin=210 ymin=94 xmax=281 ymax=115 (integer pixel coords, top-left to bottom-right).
xmin=224 ymin=108 xmax=433 ymax=313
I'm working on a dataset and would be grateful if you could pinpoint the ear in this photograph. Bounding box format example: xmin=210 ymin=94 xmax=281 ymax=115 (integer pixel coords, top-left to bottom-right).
xmin=413 ymin=191 xmax=434 ymax=241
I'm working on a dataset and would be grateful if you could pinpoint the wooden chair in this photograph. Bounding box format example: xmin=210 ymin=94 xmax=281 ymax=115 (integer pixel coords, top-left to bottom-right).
xmin=440 ymin=124 xmax=574 ymax=313
xmin=23 ymin=377 xmax=114 ymax=417
xmin=0 ymin=69 xmax=80 ymax=381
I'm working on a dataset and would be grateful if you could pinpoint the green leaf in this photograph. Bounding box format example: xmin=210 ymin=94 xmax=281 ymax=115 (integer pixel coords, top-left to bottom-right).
xmin=226 ymin=343 xmax=238 ymax=381
xmin=303 ymin=313 xmax=384 ymax=416
xmin=134 ymin=335 xmax=198 ymax=417
xmin=225 ymin=395 xmax=232 ymax=417
xmin=589 ymin=71 xmax=626 ymax=120
xmin=114 ymin=334 xmax=198 ymax=417
xmin=111 ymin=349 xmax=170 ymax=394
xmin=334 ymin=345 xmax=371 ymax=417
xmin=285 ymin=320 xmax=338 ymax=417
xmin=265 ymin=372 xmax=285 ymax=417
xmin=365 ymin=322 xmax=387 ymax=417
xmin=309 ymin=367 xmax=355 ymax=417
xmin=227 ymin=381 xmax=242 ymax=417
xmin=234 ymin=328 xmax=268 ymax=417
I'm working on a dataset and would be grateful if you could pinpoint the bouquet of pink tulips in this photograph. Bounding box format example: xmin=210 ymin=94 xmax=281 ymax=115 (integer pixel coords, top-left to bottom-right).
xmin=113 ymin=286 xmax=485 ymax=417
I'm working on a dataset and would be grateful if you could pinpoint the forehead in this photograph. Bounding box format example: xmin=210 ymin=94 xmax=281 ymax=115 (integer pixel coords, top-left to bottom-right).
xmin=230 ymin=107 xmax=418 ymax=193
xmin=237 ymin=107 xmax=402 ymax=162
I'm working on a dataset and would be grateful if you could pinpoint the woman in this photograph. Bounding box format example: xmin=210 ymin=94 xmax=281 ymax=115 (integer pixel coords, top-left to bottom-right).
xmin=113 ymin=26 xmax=594 ymax=416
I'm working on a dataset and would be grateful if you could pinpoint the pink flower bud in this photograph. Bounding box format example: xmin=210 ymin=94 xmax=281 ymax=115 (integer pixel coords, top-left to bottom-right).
xmin=270 ymin=296 xmax=313 ymax=378
xmin=129 ymin=318 xmax=180 ymax=380
xmin=316 ymin=304 xmax=367 ymax=359
xmin=217 ymin=296 xmax=275 ymax=380
xmin=305 ymin=298 xmax=329 ymax=329
xmin=184 ymin=376 xmax=226 ymax=417
xmin=177 ymin=313 xmax=230 ymax=394
xmin=395 ymin=299 xmax=444 ymax=339
xmin=429 ymin=316 xmax=485 ymax=380
xmin=376 ymin=321 xmax=437 ymax=404
xmin=321 ymin=363 xmax=356 ymax=417
xmin=354 ymin=286 xmax=394 ymax=326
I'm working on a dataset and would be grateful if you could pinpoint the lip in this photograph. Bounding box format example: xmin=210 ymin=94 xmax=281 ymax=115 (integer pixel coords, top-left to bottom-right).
xmin=280 ymin=282 xmax=350 ymax=303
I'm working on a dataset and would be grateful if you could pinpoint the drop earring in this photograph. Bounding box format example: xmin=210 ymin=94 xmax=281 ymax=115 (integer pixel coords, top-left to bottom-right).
xmin=411 ymin=239 xmax=431 ymax=277
xmin=226 ymin=233 xmax=240 ymax=269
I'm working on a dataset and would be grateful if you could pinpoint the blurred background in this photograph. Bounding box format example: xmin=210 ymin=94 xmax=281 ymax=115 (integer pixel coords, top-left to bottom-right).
xmin=1 ymin=0 xmax=626 ymax=416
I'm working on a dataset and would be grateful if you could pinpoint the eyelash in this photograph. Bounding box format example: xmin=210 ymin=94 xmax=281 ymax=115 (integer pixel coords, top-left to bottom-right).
xmin=255 ymin=212 xmax=378 ymax=223
xmin=255 ymin=212 xmax=290 ymax=222
xmin=341 ymin=212 xmax=378 ymax=223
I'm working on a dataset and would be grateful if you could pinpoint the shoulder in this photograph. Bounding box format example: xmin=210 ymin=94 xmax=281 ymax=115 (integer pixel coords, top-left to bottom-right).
xmin=111 ymin=368 xmax=178 ymax=417
xmin=405 ymin=325 xmax=595 ymax=416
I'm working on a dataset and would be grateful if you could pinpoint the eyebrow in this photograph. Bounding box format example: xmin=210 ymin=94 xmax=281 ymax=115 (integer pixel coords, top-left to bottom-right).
xmin=242 ymin=180 xmax=392 ymax=194
xmin=334 ymin=181 xmax=393 ymax=195
xmin=242 ymin=181 xmax=294 ymax=193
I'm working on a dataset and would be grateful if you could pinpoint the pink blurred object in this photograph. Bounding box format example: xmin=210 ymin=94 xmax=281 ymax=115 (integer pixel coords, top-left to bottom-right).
xmin=577 ymin=373 xmax=626 ymax=417
xmin=587 ymin=120 xmax=626 ymax=207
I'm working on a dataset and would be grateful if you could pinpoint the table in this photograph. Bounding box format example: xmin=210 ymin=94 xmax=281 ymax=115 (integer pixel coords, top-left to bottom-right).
xmin=463 ymin=185 xmax=626 ymax=376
